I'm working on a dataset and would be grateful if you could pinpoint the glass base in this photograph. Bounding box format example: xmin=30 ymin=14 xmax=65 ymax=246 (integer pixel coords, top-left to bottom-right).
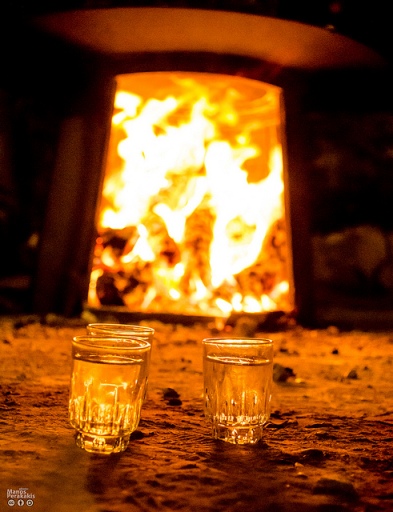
xmin=211 ymin=423 xmax=264 ymax=444
xmin=75 ymin=432 xmax=130 ymax=454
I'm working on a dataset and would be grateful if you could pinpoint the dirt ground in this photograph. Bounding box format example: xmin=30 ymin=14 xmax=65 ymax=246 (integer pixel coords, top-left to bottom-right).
xmin=0 ymin=314 xmax=392 ymax=512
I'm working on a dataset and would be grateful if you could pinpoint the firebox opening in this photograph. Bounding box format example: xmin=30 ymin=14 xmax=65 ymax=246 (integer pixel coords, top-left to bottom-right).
xmin=87 ymin=71 xmax=293 ymax=319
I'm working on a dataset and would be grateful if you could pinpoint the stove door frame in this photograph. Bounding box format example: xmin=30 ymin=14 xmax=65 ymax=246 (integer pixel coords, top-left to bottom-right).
xmin=30 ymin=47 xmax=315 ymax=323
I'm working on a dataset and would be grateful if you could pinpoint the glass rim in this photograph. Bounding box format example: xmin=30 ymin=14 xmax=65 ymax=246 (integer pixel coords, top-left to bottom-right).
xmin=72 ymin=335 xmax=151 ymax=351
xmin=202 ymin=337 xmax=273 ymax=347
xmin=87 ymin=323 xmax=154 ymax=334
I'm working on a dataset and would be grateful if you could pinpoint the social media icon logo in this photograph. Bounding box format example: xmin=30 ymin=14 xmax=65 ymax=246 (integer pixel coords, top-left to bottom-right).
xmin=17 ymin=499 xmax=24 ymax=506
xmin=26 ymin=499 xmax=34 ymax=507
xmin=8 ymin=499 xmax=15 ymax=506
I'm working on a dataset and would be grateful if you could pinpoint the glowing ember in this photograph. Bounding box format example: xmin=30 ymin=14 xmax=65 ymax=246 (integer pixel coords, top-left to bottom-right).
xmin=88 ymin=72 xmax=293 ymax=316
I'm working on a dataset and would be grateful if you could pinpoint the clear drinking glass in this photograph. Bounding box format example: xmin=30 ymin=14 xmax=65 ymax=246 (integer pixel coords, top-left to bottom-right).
xmin=203 ymin=337 xmax=273 ymax=444
xmin=69 ymin=335 xmax=151 ymax=454
xmin=87 ymin=323 xmax=154 ymax=344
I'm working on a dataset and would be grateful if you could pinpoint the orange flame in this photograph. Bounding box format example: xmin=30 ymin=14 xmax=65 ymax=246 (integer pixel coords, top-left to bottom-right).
xmin=89 ymin=72 xmax=292 ymax=316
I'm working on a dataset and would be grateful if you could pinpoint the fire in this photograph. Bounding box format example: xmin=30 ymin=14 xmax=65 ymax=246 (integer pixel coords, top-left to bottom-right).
xmin=88 ymin=72 xmax=292 ymax=316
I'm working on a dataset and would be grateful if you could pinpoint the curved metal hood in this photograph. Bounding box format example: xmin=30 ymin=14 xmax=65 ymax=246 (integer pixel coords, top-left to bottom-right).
xmin=31 ymin=7 xmax=387 ymax=71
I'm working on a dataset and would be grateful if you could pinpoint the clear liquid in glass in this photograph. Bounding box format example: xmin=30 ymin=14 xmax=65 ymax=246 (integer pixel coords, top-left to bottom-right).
xmin=69 ymin=355 xmax=148 ymax=453
xmin=204 ymin=354 xmax=272 ymax=444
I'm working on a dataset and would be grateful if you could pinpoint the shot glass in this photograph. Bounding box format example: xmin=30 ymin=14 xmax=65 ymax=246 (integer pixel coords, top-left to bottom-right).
xmin=203 ymin=337 xmax=273 ymax=445
xmin=69 ymin=335 xmax=151 ymax=454
xmin=87 ymin=323 xmax=154 ymax=345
